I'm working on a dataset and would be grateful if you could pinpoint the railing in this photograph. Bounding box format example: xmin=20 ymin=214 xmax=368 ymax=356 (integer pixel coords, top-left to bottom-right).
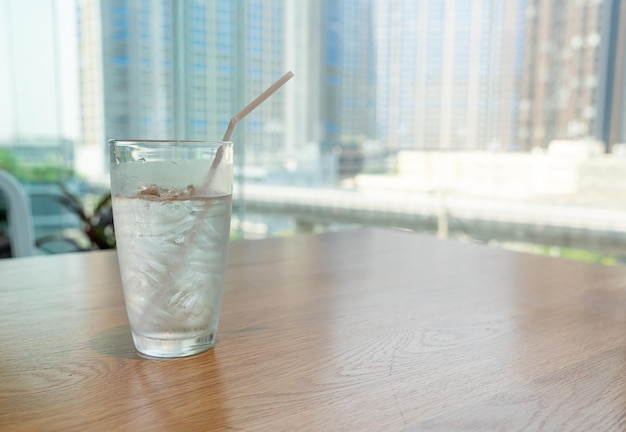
xmin=234 ymin=183 xmax=626 ymax=257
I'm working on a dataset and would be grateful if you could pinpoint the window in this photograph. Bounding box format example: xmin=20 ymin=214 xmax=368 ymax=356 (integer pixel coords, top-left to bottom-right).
xmin=0 ymin=0 xmax=624 ymax=265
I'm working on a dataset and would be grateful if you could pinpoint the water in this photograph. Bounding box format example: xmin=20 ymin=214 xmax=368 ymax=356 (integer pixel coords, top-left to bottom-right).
xmin=112 ymin=193 xmax=232 ymax=357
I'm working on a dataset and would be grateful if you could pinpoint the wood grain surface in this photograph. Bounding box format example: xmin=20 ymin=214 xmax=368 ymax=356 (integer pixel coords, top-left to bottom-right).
xmin=1 ymin=228 xmax=626 ymax=431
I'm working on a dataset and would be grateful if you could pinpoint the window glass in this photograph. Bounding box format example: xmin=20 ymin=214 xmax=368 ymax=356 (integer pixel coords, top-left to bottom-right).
xmin=0 ymin=0 xmax=624 ymax=265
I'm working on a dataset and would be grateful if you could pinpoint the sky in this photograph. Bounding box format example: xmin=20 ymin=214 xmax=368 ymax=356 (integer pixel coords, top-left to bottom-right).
xmin=0 ymin=0 xmax=79 ymax=141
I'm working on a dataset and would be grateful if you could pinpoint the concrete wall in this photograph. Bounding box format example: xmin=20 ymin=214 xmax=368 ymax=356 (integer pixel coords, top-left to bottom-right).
xmin=354 ymin=140 xmax=626 ymax=200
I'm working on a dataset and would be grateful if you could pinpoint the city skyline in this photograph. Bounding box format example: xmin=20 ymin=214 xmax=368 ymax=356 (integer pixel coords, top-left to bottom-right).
xmin=374 ymin=0 xmax=524 ymax=152
xmin=518 ymin=0 xmax=623 ymax=151
xmin=3 ymin=0 xmax=626 ymax=181
xmin=74 ymin=0 xmax=376 ymax=184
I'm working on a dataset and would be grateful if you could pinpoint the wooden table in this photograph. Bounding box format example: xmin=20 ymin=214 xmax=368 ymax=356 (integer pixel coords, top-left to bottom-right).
xmin=1 ymin=228 xmax=626 ymax=431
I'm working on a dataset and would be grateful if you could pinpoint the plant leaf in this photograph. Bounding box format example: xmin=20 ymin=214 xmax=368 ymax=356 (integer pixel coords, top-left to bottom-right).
xmin=93 ymin=193 xmax=112 ymax=216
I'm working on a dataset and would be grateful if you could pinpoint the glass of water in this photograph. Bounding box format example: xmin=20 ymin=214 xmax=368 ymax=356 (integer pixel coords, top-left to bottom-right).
xmin=109 ymin=139 xmax=233 ymax=358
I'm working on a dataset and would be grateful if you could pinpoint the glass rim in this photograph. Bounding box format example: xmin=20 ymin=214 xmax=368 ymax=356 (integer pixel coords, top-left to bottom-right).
xmin=108 ymin=139 xmax=233 ymax=145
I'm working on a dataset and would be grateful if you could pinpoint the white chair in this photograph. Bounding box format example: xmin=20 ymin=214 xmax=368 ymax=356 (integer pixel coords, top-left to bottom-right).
xmin=0 ymin=170 xmax=36 ymax=257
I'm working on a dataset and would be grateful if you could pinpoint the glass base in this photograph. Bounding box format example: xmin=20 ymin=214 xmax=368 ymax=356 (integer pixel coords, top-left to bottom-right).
xmin=131 ymin=331 xmax=215 ymax=359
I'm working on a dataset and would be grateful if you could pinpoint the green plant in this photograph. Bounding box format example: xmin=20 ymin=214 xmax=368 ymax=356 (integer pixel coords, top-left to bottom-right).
xmin=36 ymin=183 xmax=115 ymax=252
xmin=0 ymin=150 xmax=74 ymax=183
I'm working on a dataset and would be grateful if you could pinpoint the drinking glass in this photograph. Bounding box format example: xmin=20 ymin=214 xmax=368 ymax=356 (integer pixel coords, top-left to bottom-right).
xmin=109 ymin=139 xmax=233 ymax=358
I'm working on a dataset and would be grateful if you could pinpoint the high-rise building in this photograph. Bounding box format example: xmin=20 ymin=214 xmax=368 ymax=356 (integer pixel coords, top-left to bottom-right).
xmin=77 ymin=0 xmax=376 ymax=184
xmin=316 ymin=0 xmax=376 ymax=182
xmin=78 ymin=0 xmax=248 ymax=180
xmin=77 ymin=0 xmax=287 ymax=181
xmin=375 ymin=0 xmax=524 ymax=152
xmin=518 ymin=0 xmax=621 ymax=151
xmin=319 ymin=0 xmax=376 ymax=147
xmin=606 ymin=0 xmax=626 ymax=150
xmin=240 ymin=0 xmax=378 ymax=181
xmin=238 ymin=0 xmax=289 ymax=166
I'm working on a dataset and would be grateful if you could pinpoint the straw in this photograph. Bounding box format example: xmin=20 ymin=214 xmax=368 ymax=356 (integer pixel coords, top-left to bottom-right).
xmin=209 ymin=70 xmax=294 ymax=175
xmin=222 ymin=70 xmax=294 ymax=142
xmin=133 ymin=72 xmax=295 ymax=335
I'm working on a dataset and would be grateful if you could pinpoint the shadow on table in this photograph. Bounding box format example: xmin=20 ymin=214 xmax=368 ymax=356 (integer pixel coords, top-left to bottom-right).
xmin=89 ymin=325 xmax=141 ymax=359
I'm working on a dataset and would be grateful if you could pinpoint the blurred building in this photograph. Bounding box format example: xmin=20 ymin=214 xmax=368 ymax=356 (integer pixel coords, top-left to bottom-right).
xmin=318 ymin=0 xmax=376 ymax=148
xmin=374 ymin=0 xmax=525 ymax=152
xmin=77 ymin=0 xmax=375 ymax=185
xmin=607 ymin=0 xmax=626 ymax=150
xmin=518 ymin=0 xmax=623 ymax=151
xmin=315 ymin=0 xmax=376 ymax=183
xmin=77 ymin=0 xmax=244 ymax=183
